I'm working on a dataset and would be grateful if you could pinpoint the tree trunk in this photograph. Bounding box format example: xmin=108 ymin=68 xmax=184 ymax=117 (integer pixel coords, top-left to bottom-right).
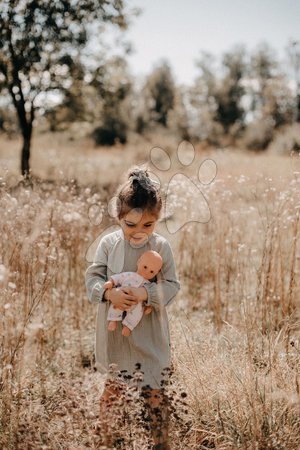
xmin=21 ymin=125 xmax=32 ymax=178
xmin=7 ymin=82 xmax=34 ymax=178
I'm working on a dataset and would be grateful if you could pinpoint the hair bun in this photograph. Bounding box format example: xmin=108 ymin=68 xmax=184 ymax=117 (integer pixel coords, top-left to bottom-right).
xmin=115 ymin=165 xmax=162 ymax=219
xmin=128 ymin=167 xmax=149 ymax=180
xmin=128 ymin=167 xmax=151 ymax=192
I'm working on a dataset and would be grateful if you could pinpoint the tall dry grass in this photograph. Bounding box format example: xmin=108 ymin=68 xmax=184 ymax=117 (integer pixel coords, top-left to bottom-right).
xmin=170 ymin=163 xmax=300 ymax=449
xmin=0 ymin=135 xmax=299 ymax=449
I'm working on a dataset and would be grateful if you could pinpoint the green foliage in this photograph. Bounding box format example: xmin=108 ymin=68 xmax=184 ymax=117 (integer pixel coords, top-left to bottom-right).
xmin=214 ymin=47 xmax=246 ymax=132
xmin=0 ymin=105 xmax=18 ymax=135
xmin=0 ymin=0 xmax=128 ymax=95
xmin=243 ymin=118 xmax=274 ymax=150
xmin=166 ymin=87 xmax=191 ymax=140
xmin=189 ymin=52 xmax=217 ymax=140
xmin=268 ymin=123 xmax=300 ymax=155
xmin=0 ymin=0 xmax=129 ymax=174
xmin=244 ymin=43 xmax=295 ymax=148
xmin=91 ymin=56 xmax=132 ymax=145
xmin=142 ymin=62 xmax=175 ymax=128
xmin=191 ymin=44 xmax=295 ymax=146
xmin=92 ymin=117 xmax=127 ymax=145
xmin=60 ymin=59 xmax=87 ymax=123
xmin=191 ymin=48 xmax=246 ymax=141
xmin=286 ymin=40 xmax=300 ymax=122
xmin=251 ymin=43 xmax=277 ymax=84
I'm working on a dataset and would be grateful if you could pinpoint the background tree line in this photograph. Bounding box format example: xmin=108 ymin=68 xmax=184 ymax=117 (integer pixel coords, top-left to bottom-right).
xmin=0 ymin=1 xmax=300 ymax=177
xmin=42 ymin=41 xmax=300 ymax=150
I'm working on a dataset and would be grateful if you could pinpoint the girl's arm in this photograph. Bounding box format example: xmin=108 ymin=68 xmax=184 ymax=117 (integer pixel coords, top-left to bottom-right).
xmin=143 ymin=239 xmax=181 ymax=312
xmin=85 ymin=239 xmax=137 ymax=309
xmin=85 ymin=237 xmax=110 ymax=303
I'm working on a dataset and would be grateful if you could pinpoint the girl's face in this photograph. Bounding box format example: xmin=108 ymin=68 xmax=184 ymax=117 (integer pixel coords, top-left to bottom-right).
xmin=119 ymin=208 xmax=158 ymax=245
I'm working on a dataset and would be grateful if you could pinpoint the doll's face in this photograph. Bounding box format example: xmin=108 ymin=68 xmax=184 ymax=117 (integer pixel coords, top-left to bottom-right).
xmin=137 ymin=251 xmax=163 ymax=280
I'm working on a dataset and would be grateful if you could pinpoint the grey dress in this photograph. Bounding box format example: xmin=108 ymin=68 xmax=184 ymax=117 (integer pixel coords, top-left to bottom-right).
xmin=85 ymin=227 xmax=181 ymax=389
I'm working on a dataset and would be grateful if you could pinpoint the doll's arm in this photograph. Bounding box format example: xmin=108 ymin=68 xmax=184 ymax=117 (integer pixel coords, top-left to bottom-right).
xmin=144 ymin=304 xmax=153 ymax=315
xmin=103 ymin=278 xmax=115 ymax=290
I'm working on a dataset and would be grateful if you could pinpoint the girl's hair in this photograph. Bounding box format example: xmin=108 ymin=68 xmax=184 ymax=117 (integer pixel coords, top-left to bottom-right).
xmin=115 ymin=165 xmax=162 ymax=220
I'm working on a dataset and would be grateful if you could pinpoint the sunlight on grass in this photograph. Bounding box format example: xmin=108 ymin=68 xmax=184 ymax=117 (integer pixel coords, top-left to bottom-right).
xmin=0 ymin=139 xmax=299 ymax=449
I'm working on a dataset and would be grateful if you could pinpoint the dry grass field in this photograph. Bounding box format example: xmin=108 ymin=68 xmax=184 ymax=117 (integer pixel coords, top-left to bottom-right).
xmin=0 ymin=131 xmax=299 ymax=449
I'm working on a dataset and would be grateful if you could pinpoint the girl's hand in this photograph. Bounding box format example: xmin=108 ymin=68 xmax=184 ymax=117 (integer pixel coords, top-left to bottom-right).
xmin=121 ymin=286 xmax=148 ymax=303
xmin=108 ymin=287 xmax=138 ymax=311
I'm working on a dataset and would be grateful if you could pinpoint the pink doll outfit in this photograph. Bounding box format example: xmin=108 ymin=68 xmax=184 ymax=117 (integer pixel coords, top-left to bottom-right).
xmin=107 ymin=272 xmax=151 ymax=331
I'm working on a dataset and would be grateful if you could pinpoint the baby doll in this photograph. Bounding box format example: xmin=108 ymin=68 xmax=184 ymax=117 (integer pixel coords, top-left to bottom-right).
xmin=103 ymin=250 xmax=163 ymax=337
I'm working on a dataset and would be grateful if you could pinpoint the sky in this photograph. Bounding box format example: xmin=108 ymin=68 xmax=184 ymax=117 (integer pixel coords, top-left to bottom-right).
xmin=123 ymin=0 xmax=300 ymax=85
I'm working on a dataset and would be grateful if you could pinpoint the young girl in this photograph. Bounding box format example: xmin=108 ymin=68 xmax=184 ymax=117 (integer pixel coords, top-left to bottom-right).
xmin=85 ymin=165 xmax=181 ymax=449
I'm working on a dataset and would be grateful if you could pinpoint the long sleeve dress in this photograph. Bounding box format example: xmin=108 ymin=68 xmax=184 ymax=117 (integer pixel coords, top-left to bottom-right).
xmin=85 ymin=227 xmax=181 ymax=389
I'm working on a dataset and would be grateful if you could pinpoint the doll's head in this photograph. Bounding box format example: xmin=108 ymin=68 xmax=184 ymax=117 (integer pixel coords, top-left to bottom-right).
xmin=136 ymin=250 xmax=163 ymax=280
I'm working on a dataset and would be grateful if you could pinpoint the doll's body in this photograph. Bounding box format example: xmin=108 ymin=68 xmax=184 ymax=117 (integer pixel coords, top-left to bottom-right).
xmin=104 ymin=250 xmax=163 ymax=337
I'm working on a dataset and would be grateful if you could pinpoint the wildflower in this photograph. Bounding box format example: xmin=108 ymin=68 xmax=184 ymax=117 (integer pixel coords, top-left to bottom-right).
xmin=62 ymin=212 xmax=82 ymax=223
xmin=28 ymin=322 xmax=44 ymax=330
xmin=237 ymin=175 xmax=247 ymax=184
xmin=108 ymin=363 xmax=118 ymax=372
xmin=0 ymin=264 xmax=7 ymax=282
xmin=133 ymin=371 xmax=144 ymax=382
